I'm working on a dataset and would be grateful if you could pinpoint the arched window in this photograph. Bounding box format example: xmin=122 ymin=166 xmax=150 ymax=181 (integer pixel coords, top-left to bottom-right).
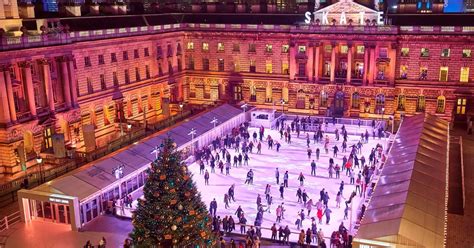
xmin=397 ymin=95 xmax=406 ymax=111
xmin=296 ymin=89 xmax=305 ymax=109
xmin=351 ymin=92 xmax=360 ymax=109
xmin=320 ymin=91 xmax=328 ymax=107
xmin=265 ymin=84 xmax=272 ymax=103
xmin=375 ymin=94 xmax=385 ymax=114
xmin=416 ymin=95 xmax=425 ymax=112
xmin=436 ymin=96 xmax=445 ymax=113
xmin=250 ymin=85 xmax=257 ymax=102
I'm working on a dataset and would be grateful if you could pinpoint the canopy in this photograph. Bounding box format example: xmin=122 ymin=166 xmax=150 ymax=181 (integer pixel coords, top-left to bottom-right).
xmin=354 ymin=114 xmax=448 ymax=248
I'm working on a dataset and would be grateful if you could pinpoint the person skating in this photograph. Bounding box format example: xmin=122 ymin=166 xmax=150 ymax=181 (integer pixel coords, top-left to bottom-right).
xmin=317 ymin=208 xmax=323 ymax=224
xmin=324 ymin=207 xmax=332 ymax=225
xmin=279 ymin=183 xmax=285 ymax=199
xmin=271 ymin=223 xmax=277 ymax=240
xmin=224 ymin=193 xmax=230 ymax=209
xmin=298 ymin=172 xmax=305 ymax=186
xmin=295 ymin=211 xmax=302 ymax=230
xmin=235 ymin=205 xmax=244 ymax=219
xmin=275 ymin=141 xmax=281 ymax=152
xmin=256 ymin=194 xmax=262 ymax=208
xmin=239 ymin=214 xmax=247 ymax=234
xmin=311 ymin=218 xmax=318 ymax=243
xmin=306 ymin=198 xmax=314 ymax=216
xmin=336 ymin=191 xmax=344 ymax=208
xmin=210 ymin=198 xmax=217 ymax=216
xmin=316 ymin=148 xmax=320 ymax=161
xmin=296 ymin=188 xmax=302 ymax=203
xmin=199 ymin=161 xmax=205 ymax=174
xmin=225 ymin=161 xmax=231 ymax=175
xmin=245 ymin=169 xmax=254 ymax=184
xmin=228 ymin=184 xmax=235 ymax=202
xmin=283 ymin=171 xmax=289 ymax=187
xmin=275 ymin=168 xmax=280 ymax=184
xmin=307 ymin=147 xmax=312 ymax=159
xmin=335 ymin=164 xmax=340 ymax=179
xmin=311 ymin=160 xmax=317 ymax=176
xmin=278 ymin=226 xmax=284 ymax=243
xmin=276 ymin=205 xmax=283 ymax=223
xmin=333 ymin=145 xmax=339 ymax=157
xmin=283 ymin=225 xmax=291 ymax=245
xmin=204 ymin=170 xmax=210 ymax=185
xmin=302 ymin=190 xmax=309 ymax=205
xmin=298 ymin=229 xmax=305 ymax=246
xmin=257 ymin=142 xmax=262 ymax=154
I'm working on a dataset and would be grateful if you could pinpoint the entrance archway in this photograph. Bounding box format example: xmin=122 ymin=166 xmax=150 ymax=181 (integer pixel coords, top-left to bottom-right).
xmin=333 ymin=91 xmax=345 ymax=117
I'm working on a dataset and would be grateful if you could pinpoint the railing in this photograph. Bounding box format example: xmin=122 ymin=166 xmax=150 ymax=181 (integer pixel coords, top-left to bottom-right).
xmin=2 ymin=22 xmax=474 ymax=51
xmin=0 ymin=211 xmax=21 ymax=233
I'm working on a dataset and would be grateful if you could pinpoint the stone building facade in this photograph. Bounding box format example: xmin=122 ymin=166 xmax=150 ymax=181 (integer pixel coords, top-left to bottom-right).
xmin=0 ymin=0 xmax=473 ymax=177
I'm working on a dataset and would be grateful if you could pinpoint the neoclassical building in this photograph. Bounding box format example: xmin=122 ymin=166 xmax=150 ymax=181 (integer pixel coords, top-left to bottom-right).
xmin=0 ymin=0 xmax=473 ymax=176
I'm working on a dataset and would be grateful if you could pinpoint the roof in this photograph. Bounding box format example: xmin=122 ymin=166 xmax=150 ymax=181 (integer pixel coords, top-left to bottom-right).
xmin=29 ymin=104 xmax=242 ymax=202
xmin=355 ymin=114 xmax=448 ymax=247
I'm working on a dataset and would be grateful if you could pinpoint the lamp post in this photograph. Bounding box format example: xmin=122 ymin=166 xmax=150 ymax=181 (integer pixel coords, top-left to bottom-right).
xmin=241 ymin=103 xmax=248 ymax=122
xmin=280 ymin=99 xmax=285 ymax=114
xmin=188 ymin=128 xmax=197 ymax=157
xmin=127 ymin=123 xmax=132 ymax=143
xmin=36 ymin=156 xmax=43 ymax=184
xmin=211 ymin=117 xmax=218 ymax=137
xmin=179 ymin=103 xmax=184 ymax=118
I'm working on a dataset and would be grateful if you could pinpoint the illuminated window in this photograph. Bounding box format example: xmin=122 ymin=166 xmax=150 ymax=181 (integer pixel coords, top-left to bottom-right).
xmin=441 ymin=48 xmax=450 ymax=57
xmin=298 ymin=45 xmax=306 ymax=53
xmin=356 ymin=45 xmax=365 ymax=54
xmin=218 ymin=59 xmax=224 ymax=72
xmin=397 ymin=95 xmax=406 ymax=111
xmin=351 ymin=92 xmax=360 ymax=109
xmin=439 ymin=67 xmax=448 ymax=82
xmin=379 ymin=47 xmax=388 ymax=58
xmin=217 ymin=42 xmax=225 ymax=52
xmin=282 ymin=45 xmax=289 ymax=53
xmin=320 ymin=91 xmax=328 ymax=107
xmin=249 ymin=60 xmax=256 ymax=72
xmin=233 ymin=61 xmax=240 ymax=72
xmin=144 ymin=48 xmax=149 ymax=57
xmin=375 ymin=94 xmax=385 ymax=114
xmin=416 ymin=95 xmax=425 ymax=112
xmin=202 ymin=58 xmax=209 ymax=71
xmin=400 ymin=65 xmax=408 ymax=79
xmin=233 ymin=44 xmax=240 ymax=52
xmin=98 ymin=54 xmax=104 ymax=65
xmin=460 ymin=67 xmax=469 ymax=83
xmin=462 ymin=49 xmax=472 ymax=58
xmin=340 ymin=45 xmax=348 ymax=54
xmin=400 ymin=48 xmax=409 ymax=57
xmin=325 ymin=45 xmax=333 ymax=53
xmin=456 ymin=98 xmax=466 ymax=115
xmin=265 ymin=60 xmax=272 ymax=73
xmin=187 ymin=42 xmax=194 ymax=50
xmin=282 ymin=62 xmax=289 ymax=75
xmin=420 ymin=48 xmax=429 ymax=57
xmin=84 ymin=56 xmax=91 ymax=67
xmin=436 ymin=96 xmax=445 ymax=113
xmin=202 ymin=42 xmax=209 ymax=51
xmin=265 ymin=44 xmax=273 ymax=53
xmin=249 ymin=44 xmax=256 ymax=53
xmin=111 ymin=53 xmax=117 ymax=63
xmin=100 ymin=74 xmax=106 ymax=90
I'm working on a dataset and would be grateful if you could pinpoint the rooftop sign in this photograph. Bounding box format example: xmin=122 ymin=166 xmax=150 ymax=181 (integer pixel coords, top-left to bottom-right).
xmin=304 ymin=0 xmax=384 ymax=25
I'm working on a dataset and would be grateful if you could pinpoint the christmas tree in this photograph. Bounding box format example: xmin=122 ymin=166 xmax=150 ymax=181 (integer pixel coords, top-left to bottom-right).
xmin=130 ymin=138 xmax=215 ymax=247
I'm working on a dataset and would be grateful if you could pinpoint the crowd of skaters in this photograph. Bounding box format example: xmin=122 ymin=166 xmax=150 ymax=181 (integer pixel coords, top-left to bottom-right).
xmin=192 ymin=115 xmax=387 ymax=247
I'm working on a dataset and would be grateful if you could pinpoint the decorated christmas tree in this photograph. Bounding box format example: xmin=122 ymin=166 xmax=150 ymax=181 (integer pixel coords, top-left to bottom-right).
xmin=130 ymin=138 xmax=215 ymax=247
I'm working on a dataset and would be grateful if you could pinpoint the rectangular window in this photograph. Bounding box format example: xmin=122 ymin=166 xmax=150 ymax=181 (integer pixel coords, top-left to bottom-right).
xmin=400 ymin=48 xmax=409 ymax=57
xmin=156 ymin=46 xmax=163 ymax=58
xmin=202 ymin=42 xmax=209 ymax=51
xmin=145 ymin=65 xmax=150 ymax=79
xmin=158 ymin=63 xmax=163 ymax=76
xmin=168 ymin=61 xmax=173 ymax=75
xmin=282 ymin=62 xmax=289 ymax=75
xmin=437 ymin=97 xmax=445 ymax=113
xmin=416 ymin=96 xmax=425 ymax=112
xmin=420 ymin=67 xmax=428 ymax=80
xmin=33 ymin=86 xmax=41 ymax=107
xmin=265 ymin=61 xmax=272 ymax=73
xmin=111 ymin=53 xmax=117 ymax=63
xmin=167 ymin=44 xmax=173 ymax=57
xmin=356 ymin=45 xmax=365 ymax=54
xmin=249 ymin=44 xmax=256 ymax=53
xmin=325 ymin=45 xmax=332 ymax=53
xmin=123 ymin=51 xmax=128 ymax=60
xmin=233 ymin=43 xmax=240 ymax=52
xmin=218 ymin=59 xmax=224 ymax=72
xmin=397 ymin=95 xmax=406 ymax=111
xmin=87 ymin=77 xmax=93 ymax=93
xmin=439 ymin=67 xmax=448 ymax=82
xmin=217 ymin=42 xmax=225 ymax=52
xmin=462 ymin=49 xmax=472 ymax=58
xmin=134 ymin=49 xmax=139 ymax=59
xmin=456 ymin=98 xmax=467 ymax=115
xmin=144 ymin=48 xmax=149 ymax=57
xmin=84 ymin=57 xmax=91 ymax=67
xmin=178 ymin=59 xmax=182 ymax=72
xmin=298 ymin=45 xmax=306 ymax=54
xmin=460 ymin=67 xmax=469 ymax=83
xmin=98 ymin=55 xmax=104 ymax=65
xmin=441 ymin=48 xmax=450 ymax=57
xmin=379 ymin=47 xmax=388 ymax=58
xmin=265 ymin=44 xmax=273 ymax=53
xmin=124 ymin=69 xmax=130 ymax=84
xmin=298 ymin=63 xmax=306 ymax=76
xmin=202 ymin=58 xmax=209 ymax=71
xmin=187 ymin=42 xmax=194 ymax=50
xmin=188 ymin=56 xmax=195 ymax=70
xmin=340 ymin=45 xmax=348 ymax=54
xmin=100 ymin=74 xmax=106 ymax=90
xmin=281 ymin=45 xmax=289 ymax=53
xmin=113 ymin=71 xmax=119 ymax=86
xmin=420 ymin=48 xmax=429 ymax=57
xmin=249 ymin=60 xmax=256 ymax=73
xmin=400 ymin=65 xmax=408 ymax=79
xmin=135 ymin=67 xmax=140 ymax=81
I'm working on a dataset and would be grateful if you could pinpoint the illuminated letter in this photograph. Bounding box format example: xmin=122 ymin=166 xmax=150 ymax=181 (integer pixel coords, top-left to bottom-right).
xmin=322 ymin=11 xmax=329 ymax=25
xmin=305 ymin=11 xmax=312 ymax=24
xmin=377 ymin=11 xmax=384 ymax=25
xmin=359 ymin=11 xmax=365 ymax=25
xmin=340 ymin=12 xmax=347 ymax=25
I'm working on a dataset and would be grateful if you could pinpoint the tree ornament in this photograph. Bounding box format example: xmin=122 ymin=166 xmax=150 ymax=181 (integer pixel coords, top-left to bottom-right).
xmin=171 ymin=225 xmax=177 ymax=231
xmin=178 ymin=205 xmax=183 ymax=210
xmin=164 ymin=234 xmax=172 ymax=240
xmin=160 ymin=175 xmax=166 ymax=180
xmin=170 ymin=199 xmax=177 ymax=205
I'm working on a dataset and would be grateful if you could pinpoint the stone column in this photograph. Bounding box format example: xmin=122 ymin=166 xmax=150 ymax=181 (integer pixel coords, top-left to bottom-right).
xmin=0 ymin=68 xmax=11 ymax=124
xmin=330 ymin=42 xmax=336 ymax=83
xmin=307 ymin=43 xmax=314 ymax=81
xmin=39 ymin=59 xmax=55 ymax=112
xmin=68 ymin=57 xmax=78 ymax=107
xmin=4 ymin=65 xmax=17 ymax=122
xmin=58 ymin=56 xmax=72 ymax=108
xmin=388 ymin=43 xmax=397 ymax=86
xmin=289 ymin=42 xmax=297 ymax=80
xmin=346 ymin=43 xmax=353 ymax=84
xmin=19 ymin=61 xmax=37 ymax=117
xmin=368 ymin=44 xmax=376 ymax=85
xmin=363 ymin=44 xmax=369 ymax=85
xmin=314 ymin=42 xmax=321 ymax=82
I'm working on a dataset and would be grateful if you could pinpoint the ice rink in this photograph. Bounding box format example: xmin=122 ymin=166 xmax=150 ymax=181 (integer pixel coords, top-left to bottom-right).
xmin=188 ymin=126 xmax=388 ymax=242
